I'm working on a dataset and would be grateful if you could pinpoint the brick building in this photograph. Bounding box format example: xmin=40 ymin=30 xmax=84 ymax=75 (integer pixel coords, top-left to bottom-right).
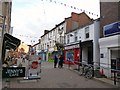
xmin=99 ymin=1 xmax=120 ymax=77
xmin=65 ymin=12 xmax=92 ymax=33
xmin=100 ymin=2 xmax=120 ymax=37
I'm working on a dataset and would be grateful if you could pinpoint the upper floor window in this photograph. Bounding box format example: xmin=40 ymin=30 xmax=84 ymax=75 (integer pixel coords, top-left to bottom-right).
xmin=72 ymin=21 xmax=78 ymax=30
xmin=45 ymin=43 xmax=46 ymax=49
xmin=74 ymin=32 xmax=77 ymax=42
xmin=67 ymin=35 xmax=70 ymax=44
xmin=50 ymin=32 xmax=52 ymax=38
xmin=64 ymin=36 xmax=66 ymax=44
xmin=85 ymin=27 xmax=89 ymax=39
xmin=42 ymin=44 xmax=44 ymax=50
xmin=41 ymin=45 xmax=42 ymax=49
xmin=50 ymin=41 xmax=51 ymax=47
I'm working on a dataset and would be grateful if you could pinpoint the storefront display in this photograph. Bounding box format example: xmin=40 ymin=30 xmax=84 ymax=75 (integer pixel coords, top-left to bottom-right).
xmin=64 ymin=44 xmax=80 ymax=64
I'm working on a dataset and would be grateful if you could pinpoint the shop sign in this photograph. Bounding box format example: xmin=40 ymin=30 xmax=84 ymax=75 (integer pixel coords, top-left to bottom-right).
xmin=65 ymin=44 xmax=79 ymax=50
xmin=2 ymin=67 xmax=25 ymax=78
xmin=104 ymin=21 xmax=120 ymax=36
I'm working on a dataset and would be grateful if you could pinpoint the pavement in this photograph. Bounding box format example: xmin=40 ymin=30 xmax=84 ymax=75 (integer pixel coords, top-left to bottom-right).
xmin=66 ymin=64 xmax=119 ymax=87
xmin=1 ymin=61 xmax=119 ymax=88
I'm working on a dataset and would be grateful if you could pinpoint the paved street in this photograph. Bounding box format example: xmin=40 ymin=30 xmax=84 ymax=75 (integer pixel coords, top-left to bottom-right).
xmin=2 ymin=62 xmax=118 ymax=88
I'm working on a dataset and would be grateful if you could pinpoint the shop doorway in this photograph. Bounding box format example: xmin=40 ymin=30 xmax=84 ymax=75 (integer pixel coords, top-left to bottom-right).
xmin=88 ymin=46 xmax=93 ymax=64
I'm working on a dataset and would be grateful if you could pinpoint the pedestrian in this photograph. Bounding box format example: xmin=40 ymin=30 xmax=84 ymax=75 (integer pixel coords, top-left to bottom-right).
xmin=58 ymin=54 xmax=64 ymax=68
xmin=54 ymin=54 xmax=58 ymax=68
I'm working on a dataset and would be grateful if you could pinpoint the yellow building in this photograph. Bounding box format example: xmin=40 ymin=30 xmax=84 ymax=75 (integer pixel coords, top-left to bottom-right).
xmin=18 ymin=42 xmax=29 ymax=54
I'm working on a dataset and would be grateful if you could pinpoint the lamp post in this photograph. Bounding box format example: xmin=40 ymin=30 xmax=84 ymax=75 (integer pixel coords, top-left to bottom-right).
xmin=0 ymin=14 xmax=6 ymax=65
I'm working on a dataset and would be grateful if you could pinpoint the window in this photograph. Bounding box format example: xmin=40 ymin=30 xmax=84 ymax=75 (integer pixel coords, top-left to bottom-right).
xmin=66 ymin=50 xmax=74 ymax=61
xmin=45 ymin=43 xmax=46 ymax=49
xmin=64 ymin=36 xmax=66 ymax=44
xmin=72 ymin=21 xmax=78 ymax=30
xmin=43 ymin=44 xmax=44 ymax=50
xmin=50 ymin=41 xmax=51 ymax=47
xmin=74 ymin=32 xmax=77 ymax=42
xmin=85 ymin=27 xmax=89 ymax=38
xmin=41 ymin=45 xmax=42 ymax=49
xmin=67 ymin=35 xmax=70 ymax=44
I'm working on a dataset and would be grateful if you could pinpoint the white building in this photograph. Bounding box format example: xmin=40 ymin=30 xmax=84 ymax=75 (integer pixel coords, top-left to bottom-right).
xmin=99 ymin=21 xmax=120 ymax=77
xmin=39 ymin=21 xmax=66 ymax=61
xmin=64 ymin=19 xmax=100 ymax=69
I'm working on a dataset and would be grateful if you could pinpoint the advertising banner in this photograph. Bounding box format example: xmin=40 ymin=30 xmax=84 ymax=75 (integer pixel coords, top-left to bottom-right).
xmin=27 ymin=55 xmax=41 ymax=79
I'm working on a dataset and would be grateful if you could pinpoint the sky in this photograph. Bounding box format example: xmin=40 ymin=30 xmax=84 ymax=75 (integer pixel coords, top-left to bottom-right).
xmin=11 ymin=0 xmax=100 ymax=45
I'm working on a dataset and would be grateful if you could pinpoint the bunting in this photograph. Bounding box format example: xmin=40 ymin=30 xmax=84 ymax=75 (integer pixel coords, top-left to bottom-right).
xmin=14 ymin=34 xmax=38 ymax=39
xmin=41 ymin=0 xmax=99 ymax=17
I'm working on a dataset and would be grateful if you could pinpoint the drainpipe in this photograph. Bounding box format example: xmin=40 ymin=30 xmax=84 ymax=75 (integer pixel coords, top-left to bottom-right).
xmin=93 ymin=19 xmax=100 ymax=70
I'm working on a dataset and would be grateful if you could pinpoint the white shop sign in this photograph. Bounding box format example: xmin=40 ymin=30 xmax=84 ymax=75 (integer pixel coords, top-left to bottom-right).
xmin=65 ymin=44 xmax=79 ymax=50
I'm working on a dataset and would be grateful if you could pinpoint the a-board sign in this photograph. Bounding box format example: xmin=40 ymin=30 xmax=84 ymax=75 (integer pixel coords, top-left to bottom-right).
xmin=2 ymin=67 xmax=25 ymax=78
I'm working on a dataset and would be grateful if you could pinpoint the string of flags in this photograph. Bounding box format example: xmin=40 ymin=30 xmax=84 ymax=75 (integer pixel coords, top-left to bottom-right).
xmin=41 ymin=0 xmax=99 ymax=17
xmin=14 ymin=34 xmax=38 ymax=39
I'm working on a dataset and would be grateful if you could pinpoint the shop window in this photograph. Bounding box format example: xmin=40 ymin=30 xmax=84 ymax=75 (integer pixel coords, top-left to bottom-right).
xmin=66 ymin=50 xmax=74 ymax=61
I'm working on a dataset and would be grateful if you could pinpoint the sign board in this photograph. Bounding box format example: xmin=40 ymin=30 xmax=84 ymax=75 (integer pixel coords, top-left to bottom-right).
xmin=104 ymin=21 xmax=120 ymax=37
xmin=27 ymin=55 xmax=41 ymax=79
xmin=2 ymin=67 xmax=25 ymax=78
xmin=65 ymin=44 xmax=79 ymax=50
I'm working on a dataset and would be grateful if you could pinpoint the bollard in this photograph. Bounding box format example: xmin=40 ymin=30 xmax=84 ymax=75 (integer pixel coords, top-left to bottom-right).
xmin=114 ymin=71 xmax=116 ymax=85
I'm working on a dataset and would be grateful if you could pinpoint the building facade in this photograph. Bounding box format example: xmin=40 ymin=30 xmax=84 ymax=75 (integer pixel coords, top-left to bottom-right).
xmin=64 ymin=18 xmax=100 ymax=68
xmin=0 ymin=1 xmax=12 ymax=62
xmin=39 ymin=21 xmax=66 ymax=61
xmin=100 ymin=2 xmax=120 ymax=38
xmin=99 ymin=21 xmax=120 ymax=77
xmin=99 ymin=1 xmax=120 ymax=77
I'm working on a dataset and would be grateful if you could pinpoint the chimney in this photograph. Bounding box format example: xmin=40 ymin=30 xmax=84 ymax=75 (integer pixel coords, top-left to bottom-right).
xmin=44 ymin=30 xmax=49 ymax=34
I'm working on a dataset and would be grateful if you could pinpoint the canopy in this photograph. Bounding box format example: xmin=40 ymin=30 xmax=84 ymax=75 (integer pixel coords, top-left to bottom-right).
xmin=2 ymin=33 xmax=21 ymax=63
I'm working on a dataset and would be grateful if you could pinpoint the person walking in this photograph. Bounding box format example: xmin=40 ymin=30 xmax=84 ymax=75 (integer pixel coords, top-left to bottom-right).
xmin=54 ymin=54 xmax=58 ymax=68
xmin=58 ymin=54 xmax=64 ymax=68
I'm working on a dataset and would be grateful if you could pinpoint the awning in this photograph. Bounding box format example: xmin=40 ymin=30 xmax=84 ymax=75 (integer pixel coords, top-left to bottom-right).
xmin=3 ymin=33 xmax=21 ymax=50
xmin=2 ymin=33 xmax=21 ymax=63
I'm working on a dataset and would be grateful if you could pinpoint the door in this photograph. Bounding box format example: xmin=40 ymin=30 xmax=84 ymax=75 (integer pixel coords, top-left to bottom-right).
xmin=88 ymin=46 xmax=93 ymax=64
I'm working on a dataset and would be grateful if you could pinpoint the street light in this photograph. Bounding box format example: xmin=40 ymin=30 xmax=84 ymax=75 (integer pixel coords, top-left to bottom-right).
xmin=0 ymin=14 xmax=6 ymax=65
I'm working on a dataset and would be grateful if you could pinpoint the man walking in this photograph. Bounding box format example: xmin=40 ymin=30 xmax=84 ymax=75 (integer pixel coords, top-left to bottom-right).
xmin=58 ymin=54 xmax=64 ymax=68
xmin=54 ymin=54 xmax=58 ymax=68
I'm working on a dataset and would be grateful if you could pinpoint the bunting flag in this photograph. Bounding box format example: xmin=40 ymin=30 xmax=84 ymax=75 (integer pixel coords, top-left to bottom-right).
xmin=14 ymin=34 xmax=38 ymax=38
xmin=41 ymin=0 xmax=99 ymax=17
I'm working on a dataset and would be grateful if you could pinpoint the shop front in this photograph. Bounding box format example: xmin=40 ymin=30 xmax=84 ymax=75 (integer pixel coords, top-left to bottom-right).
xmin=2 ymin=33 xmax=21 ymax=64
xmin=99 ymin=34 xmax=120 ymax=77
xmin=64 ymin=43 xmax=80 ymax=65
xmin=48 ymin=47 xmax=54 ymax=62
xmin=38 ymin=49 xmax=47 ymax=61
